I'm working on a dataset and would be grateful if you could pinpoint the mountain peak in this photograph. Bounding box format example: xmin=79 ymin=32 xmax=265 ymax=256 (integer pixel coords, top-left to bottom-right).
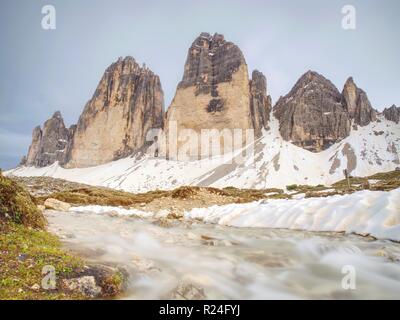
xmin=345 ymin=76 xmax=355 ymax=85
xmin=178 ymin=32 xmax=245 ymax=94
xmin=274 ymin=71 xmax=349 ymax=152
xmin=341 ymin=77 xmax=376 ymax=126
xmin=52 ymin=111 xmax=62 ymax=119
xmin=65 ymin=56 xmax=164 ymax=168
xmin=383 ymin=104 xmax=400 ymax=124
xmin=299 ymin=70 xmax=326 ymax=82
xmin=287 ymin=70 xmax=341 ymax=102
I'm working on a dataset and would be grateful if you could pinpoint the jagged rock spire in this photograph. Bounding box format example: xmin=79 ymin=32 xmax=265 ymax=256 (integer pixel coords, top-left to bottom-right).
xmin=341 ymin=77 xmax=376 ymax=126
xmin=164 ymin=32 xmax=271 ymax=159
xmin=65 ymin=56 xmax=164 ymax=168
xmin=25 ymin=111 xmax=71 ymax=167
xmin=274 ymin=70 xmax=350 ymax=152
xmin=383 ymin=104 xmax=400 ymax=124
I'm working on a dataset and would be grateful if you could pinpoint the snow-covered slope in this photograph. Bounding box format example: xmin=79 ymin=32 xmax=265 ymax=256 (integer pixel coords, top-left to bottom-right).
xmin=185 ymin=188 xmax=400 ymax=242
xmin=6 ymin=115 xmax=400 ymax=193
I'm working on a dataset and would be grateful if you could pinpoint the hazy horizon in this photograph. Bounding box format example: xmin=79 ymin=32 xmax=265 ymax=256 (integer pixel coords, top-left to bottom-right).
xmin=1 ymin=0 xmax=399 ymax=169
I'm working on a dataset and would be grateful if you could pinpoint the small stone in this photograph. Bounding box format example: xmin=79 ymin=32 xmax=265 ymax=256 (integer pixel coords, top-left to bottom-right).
xmin=44 ymin=198 xmax=71 ymax=211
xmin=62 ymin=276 xmax=101 ymax=298
xmin=31 ymin=284 xmax=41 ymax=291
xmin=166 ymin=282 xmax=206 ymax=300
xmin=17 ymin=253 xmax=28 ymax=262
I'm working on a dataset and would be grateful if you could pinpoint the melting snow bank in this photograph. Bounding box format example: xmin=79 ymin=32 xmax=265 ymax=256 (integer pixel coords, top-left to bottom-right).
xmin=184 ymin=188 xmax=400 ymax=242
xmin=69 ymin=189 xmax=400 ymax=241
xmin=7 ymin=116 xmax=400 ymax=192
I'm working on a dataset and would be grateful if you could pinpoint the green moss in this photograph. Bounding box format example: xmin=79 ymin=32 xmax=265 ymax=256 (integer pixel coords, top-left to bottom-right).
xmin=222 ymin=187 xmax=284 ymax=201
xmin=268 ymin=193 xmax=292 ymax=200
xmin=0 ymin=174 xmax=127 ymax=300
xmin=0 ymin=222 xmax=85 ymax=300
xmin=100 ymin=271 xmax=125 ymax=297
xmin=286 ymin=184 xmax=298 ymax=191
xmin=0 ymin=173 xmax=45 ymax=229
xmin=286 ymin=184 xmax=328 ymax=193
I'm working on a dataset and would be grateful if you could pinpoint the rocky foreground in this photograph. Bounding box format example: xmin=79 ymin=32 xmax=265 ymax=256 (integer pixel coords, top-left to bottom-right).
xmin=2 ymin=171 xmax=400 ymax=299
xmin=0 ymin=173 xmax=125 ymax=300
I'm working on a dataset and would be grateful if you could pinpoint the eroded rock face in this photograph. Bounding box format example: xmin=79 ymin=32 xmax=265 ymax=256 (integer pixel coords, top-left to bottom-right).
xmin=274 ymin=71 xmax=351 ymax=152
xmin=66 ymin=57 xmax=164 ymax=168
xmin=25 ymin=111 xmax=71 ymax=167
xmin=383 ymin=105 xmax=400 ymax=124
xmin=164 ymin=33 xmax=269 ymax=158
xmin=250 ymin=70 xmax=272 ymax=136
xmin=26 ymin=126 xmax=42 ymax=166
xmin=341 ymin=77 xmax=376 ymax=126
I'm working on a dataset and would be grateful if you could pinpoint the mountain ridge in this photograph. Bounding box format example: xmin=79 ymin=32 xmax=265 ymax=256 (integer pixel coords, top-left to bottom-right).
xmin=10 ymin=112 xmax=400 ymax=192
xmin=19 ymin=32 xmax=399 ymax=188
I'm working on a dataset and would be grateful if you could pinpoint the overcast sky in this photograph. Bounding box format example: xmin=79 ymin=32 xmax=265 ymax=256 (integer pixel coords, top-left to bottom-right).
xmin=0 ymin=0 xmax=399 ymax=169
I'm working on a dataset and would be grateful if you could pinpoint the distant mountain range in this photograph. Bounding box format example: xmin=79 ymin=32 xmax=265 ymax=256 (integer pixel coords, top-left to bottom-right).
xmin=14 ymin=32 xmax=400 ymax=191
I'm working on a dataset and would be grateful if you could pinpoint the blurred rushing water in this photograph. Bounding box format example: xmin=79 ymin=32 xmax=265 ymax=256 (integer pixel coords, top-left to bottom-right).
xmin=45 ymin=210 xmax=400 ymax=299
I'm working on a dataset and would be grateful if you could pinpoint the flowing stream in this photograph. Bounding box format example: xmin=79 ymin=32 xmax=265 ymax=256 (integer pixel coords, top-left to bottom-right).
xmin=45 ymin=210 xmax=400 ymax=299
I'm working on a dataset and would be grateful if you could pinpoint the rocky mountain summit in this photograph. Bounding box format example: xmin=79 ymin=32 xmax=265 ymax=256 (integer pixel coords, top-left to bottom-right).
xmin=273 ymin=71 xmax=350 ymax=152
xmin=25 ymin=57 xmax=164 ymax=168
xmin=383 ymin=105 xmax=400 ymax=124
xmin=341 ymin=77 xmax=376 ymax=126
xmin=24 ymin=111 xmax=74 ymax=167
xmin=164 ymin=32 xmax=271 ymax=158
xmin=273 ymin=71 xmax=377 ymax=152
xmin=66 ymin=56 xmax=164 ymax=168
xmin=23 ymin=32 xmax=396 ymax=169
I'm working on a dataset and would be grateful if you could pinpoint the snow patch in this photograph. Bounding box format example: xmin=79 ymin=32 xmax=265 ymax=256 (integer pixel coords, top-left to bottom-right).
xmin=184 ymin=188 xmax=400 ymax=241
xmin=6 ymin=115 xmax=400 ymax=193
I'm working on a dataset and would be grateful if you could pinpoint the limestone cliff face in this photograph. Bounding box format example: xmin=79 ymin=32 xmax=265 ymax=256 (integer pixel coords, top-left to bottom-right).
xmin=25 ymin=126 xmax=42 ymax=166
xmin=66 ymin=57 xmax=164 ymax=168
xmin=164 ymin=33 xmax=269 ymax=158
xmin=25 ymin=111 xmax=71 ymax=167
xmin=274 ymin=71 xmax=351 ymax=152
xmin=341 ymin=77 xmax=376 ymax=126
xmin=250 ymin=70 xmax=272 ymax=136
xmin=273 ymin=72 xmax=381 ymax=152
xmin=383 ymin=105 xmax=400 ymax=124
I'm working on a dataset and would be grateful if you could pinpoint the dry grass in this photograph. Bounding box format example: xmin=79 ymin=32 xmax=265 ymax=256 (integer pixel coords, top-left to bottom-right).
xmin=36 ymin=187 xmax=170 ymax=207
xmin=35 ymin=184 xmax=286 ymax=208
xmin=332 ymin=170 xmax=400 ymax=192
